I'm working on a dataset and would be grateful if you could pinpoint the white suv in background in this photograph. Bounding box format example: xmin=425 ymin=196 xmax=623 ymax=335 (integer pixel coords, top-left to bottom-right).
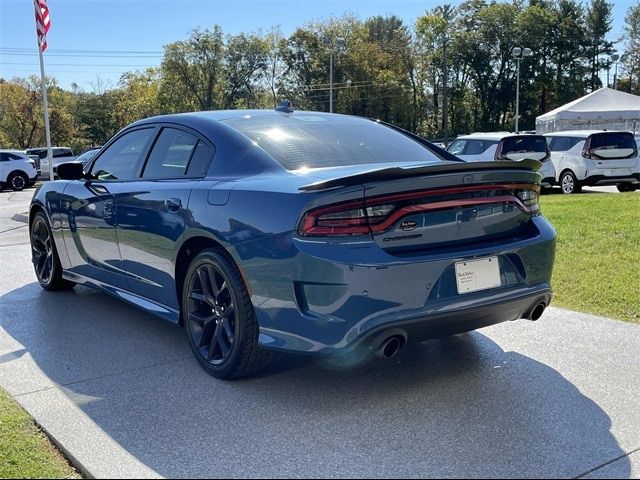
xmin=0 ymin=150 xmax=39 ymax=191
xmin=545 ymin=131 xmax=640 ymax=193
xmin=447 ymin=132 xmax=556 ymax=189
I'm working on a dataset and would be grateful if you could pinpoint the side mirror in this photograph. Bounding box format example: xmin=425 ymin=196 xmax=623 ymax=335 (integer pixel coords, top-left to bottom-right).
xmin=56 ymin=162 xmax=85 ymax=180
xmin=495 ymin=135 xmax=550 ymax=162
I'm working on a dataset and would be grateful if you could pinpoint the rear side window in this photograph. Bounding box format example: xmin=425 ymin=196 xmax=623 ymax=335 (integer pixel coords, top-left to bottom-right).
xmin=142 ymin=128 xmax=213 ymax=179
xmin=222 ymin=115 xmax=444 ymax=170
xmin=26 ymin=149 xmax=47 ymax=159
xmin=465 ymin=140 xmax=497 ymax=155
xmin=91 ymin=128 xmax=155 ymax=181
xmin=547 ymin=136 xmax=583 ymax=152
xmin=0 ymin=153 xmax=9 ymax=162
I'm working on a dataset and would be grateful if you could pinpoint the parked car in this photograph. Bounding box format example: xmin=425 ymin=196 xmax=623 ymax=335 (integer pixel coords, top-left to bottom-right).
xmin=0 ymin=150 xmax=39 ymax=191
xmin=26 ymin=147 xmax=76 ymax=178
xmin=446 ymin=132 xmax=556 ymax=189
xmin=30 ymin=108 xmax=556 ymax=379
xmin=52 ymin=147 xmax=101 ymax=179
xmin=544 ymin=130 xmax=640 ymax=193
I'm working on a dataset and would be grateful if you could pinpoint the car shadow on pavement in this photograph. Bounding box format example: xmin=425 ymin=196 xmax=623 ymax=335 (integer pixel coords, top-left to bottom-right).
xmin=0 ymin=282 xmax=631 ymax=479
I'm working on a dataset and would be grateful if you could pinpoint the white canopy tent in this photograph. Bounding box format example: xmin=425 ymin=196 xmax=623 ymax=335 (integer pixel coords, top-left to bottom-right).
xmin=536 ymin=87 xmax=640 ymax=134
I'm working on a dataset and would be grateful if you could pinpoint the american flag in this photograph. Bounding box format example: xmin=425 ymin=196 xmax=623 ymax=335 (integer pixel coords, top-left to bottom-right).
xmin=34 ymin=0 xmax=51 ymax=52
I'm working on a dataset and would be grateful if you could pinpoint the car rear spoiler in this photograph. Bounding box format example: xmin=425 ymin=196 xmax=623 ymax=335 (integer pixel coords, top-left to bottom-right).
xmin=299 ymin=159 xmax=542 ymax=192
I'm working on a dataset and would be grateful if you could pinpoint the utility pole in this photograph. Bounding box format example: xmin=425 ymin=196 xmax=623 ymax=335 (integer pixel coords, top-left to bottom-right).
xmin=322 ymin=36 xmax=346 ymax=114
xmin=443 ymin=34 xmax=449 ymax=147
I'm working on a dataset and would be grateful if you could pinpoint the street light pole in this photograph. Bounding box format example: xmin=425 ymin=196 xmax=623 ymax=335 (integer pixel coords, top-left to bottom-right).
xmin=322 ymin=36 xmax=345 ymax=114
xmin=512 ymin=47 xmax=532 ymax=134
xmin=612 ymin=53 xmax=628 ymax=90
xmin=329 ymin=49 xmax=333 ymax=113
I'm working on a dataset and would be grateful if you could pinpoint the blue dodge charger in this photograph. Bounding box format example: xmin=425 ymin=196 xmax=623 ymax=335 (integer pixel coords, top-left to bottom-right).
xmin=29 ymin=107 xmax=556 ymax=379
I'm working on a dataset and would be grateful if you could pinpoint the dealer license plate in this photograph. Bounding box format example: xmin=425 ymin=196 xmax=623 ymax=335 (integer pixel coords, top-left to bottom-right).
xmin=455 ymin=257 xmax=501 ymax=294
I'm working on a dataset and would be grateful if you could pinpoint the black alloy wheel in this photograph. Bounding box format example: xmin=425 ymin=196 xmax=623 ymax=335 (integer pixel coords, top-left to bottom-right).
xmin=187 ymin=262 xmax=237 ymax=366
xmin=183 ymin=249 xmax=271 ymax=379
xmin=30 ymin=212 xmax=74 ymax=290
xmin=9 ymin=172 xmax=28 ymax=191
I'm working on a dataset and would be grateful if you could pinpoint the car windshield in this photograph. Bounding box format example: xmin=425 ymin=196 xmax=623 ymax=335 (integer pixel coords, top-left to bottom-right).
xmin=76 ymin=149 xmax=99 ymax=164
xmin=222 ymin=114 xmax=445 ymax=170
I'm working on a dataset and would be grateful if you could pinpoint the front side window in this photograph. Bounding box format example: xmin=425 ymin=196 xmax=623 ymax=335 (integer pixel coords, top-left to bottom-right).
xmin=90 ymin=128 xmax=155 ymax=181
xmin=466 ymin=140 xmax=497 ymax=155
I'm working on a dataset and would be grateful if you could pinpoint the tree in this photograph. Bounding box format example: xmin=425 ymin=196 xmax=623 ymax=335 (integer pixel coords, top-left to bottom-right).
xmin=621 ymin=4 xmax=640 ymax=94
xmin=0 ymin=78 xmax=42 ymax=148
xmin=161 ymin=26 xmax=226 ymax=112
xmin=586 ymin=0 xmax=615 ymax=91
xmin=224 ymin=32 xmax=269 ymax=108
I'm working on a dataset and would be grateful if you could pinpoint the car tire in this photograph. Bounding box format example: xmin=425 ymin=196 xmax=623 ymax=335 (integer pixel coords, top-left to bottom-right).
xmin=182 ymin=248 xmax=272 ymax=379
xmin=30 ymin=212 xmax=75 ymax=291
xmin=617 ymin=184 xmax=639 ymax=192
xmin=560 ymin=171 xmax=582 ymax=194
xmin=8 ymin=171 xmax=28 ymax=191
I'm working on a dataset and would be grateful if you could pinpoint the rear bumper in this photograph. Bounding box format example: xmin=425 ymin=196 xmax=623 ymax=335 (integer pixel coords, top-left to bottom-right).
xmin=339 ymin=285 xmax=552 ymax=355
xmin=583 ymin=173 xmax=640 ymax=187
xmin=541 ymin=177 xmax=555 ymax=188
xmin=250 ymin=216 xmax=557 ymax=355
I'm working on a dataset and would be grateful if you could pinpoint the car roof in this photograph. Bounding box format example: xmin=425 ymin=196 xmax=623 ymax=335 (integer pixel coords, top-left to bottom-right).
xmin=453 ymin=132 xmax=517 ymax=141
xmin=543 ymin=130 xmax=631 ymax=138
xmin=0 ymin=149 xmax=28 ymax=155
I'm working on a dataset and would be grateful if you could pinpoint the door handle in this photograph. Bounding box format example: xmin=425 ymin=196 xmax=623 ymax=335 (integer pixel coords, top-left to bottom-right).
xmin=165 ymin=198 xmax=182 ymax=212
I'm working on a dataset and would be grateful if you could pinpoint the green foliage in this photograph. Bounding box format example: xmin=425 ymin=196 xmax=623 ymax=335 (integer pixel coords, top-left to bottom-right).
xmin=622 ymin=4 xmax=640 ymax=94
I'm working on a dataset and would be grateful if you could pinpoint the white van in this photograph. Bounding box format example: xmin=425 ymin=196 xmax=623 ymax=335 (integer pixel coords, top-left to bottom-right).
xmin=447 ymin=132 xmax=556 ymax=189
xmin=544 ymin=131 xmax=640 ymax=193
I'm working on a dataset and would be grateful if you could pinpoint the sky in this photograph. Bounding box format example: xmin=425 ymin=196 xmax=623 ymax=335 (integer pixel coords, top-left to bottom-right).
xmin=0 ymin=0 xmax=635 ymax=91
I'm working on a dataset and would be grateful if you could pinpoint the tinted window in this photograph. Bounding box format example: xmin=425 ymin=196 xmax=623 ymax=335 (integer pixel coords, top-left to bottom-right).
xmin=143 ymin=128 xmax=203 ymax=179
xmin=465 ymin=139 xmax=497 ymax=155
xmin=222 ymin=115 xmax=444 ymax=170
xmin=7 ymin=153 xmax=23 ymax=161
xmin=26 ymin=149 xmax=47 ymax=159
xmin=447 ymin=140 xmax=466 ymax=155
xmin=53 ymin=148 xmax=73 ymax=158
xmin=589 ymin=132 xmax=636 ymax=150
xmin=91 ymin=129 xmax=155 ymax=181
xmin=501 ymin=136 xmax=547 ymax=154
xmin=547 ymin=136 xmax=583 ymax=152
xmin=187 ymin=141 xmax=214 ymax=176
xmin=0 ymin=153 xmax=9 ymax=162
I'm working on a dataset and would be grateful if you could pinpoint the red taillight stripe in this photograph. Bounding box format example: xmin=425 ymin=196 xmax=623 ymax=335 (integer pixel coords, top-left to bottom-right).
xmin=299 ymin=183 xmax=539 ymax=237
xmin=368 ymin=195 xmax=527 ymax=233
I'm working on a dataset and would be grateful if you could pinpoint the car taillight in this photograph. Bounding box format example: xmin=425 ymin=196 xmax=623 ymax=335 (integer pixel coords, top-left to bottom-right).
xmin=299 ymin=184 xmax=541 ymax=237
xmin=515 ymin=188 xmax=540 ymax=214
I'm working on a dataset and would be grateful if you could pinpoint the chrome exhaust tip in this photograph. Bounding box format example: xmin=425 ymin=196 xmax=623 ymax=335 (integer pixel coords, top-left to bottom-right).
xmin=376 ymin=336 xmax=404 ymax=359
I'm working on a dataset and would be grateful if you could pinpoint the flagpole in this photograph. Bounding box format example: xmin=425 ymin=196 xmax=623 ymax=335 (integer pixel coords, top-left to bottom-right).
xmin=37 ymin=42 xmax=54 ymax=182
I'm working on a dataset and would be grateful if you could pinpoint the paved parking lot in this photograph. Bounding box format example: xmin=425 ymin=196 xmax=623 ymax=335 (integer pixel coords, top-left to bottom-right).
xmin=0 ymin=186 xmax=639 ymax=478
